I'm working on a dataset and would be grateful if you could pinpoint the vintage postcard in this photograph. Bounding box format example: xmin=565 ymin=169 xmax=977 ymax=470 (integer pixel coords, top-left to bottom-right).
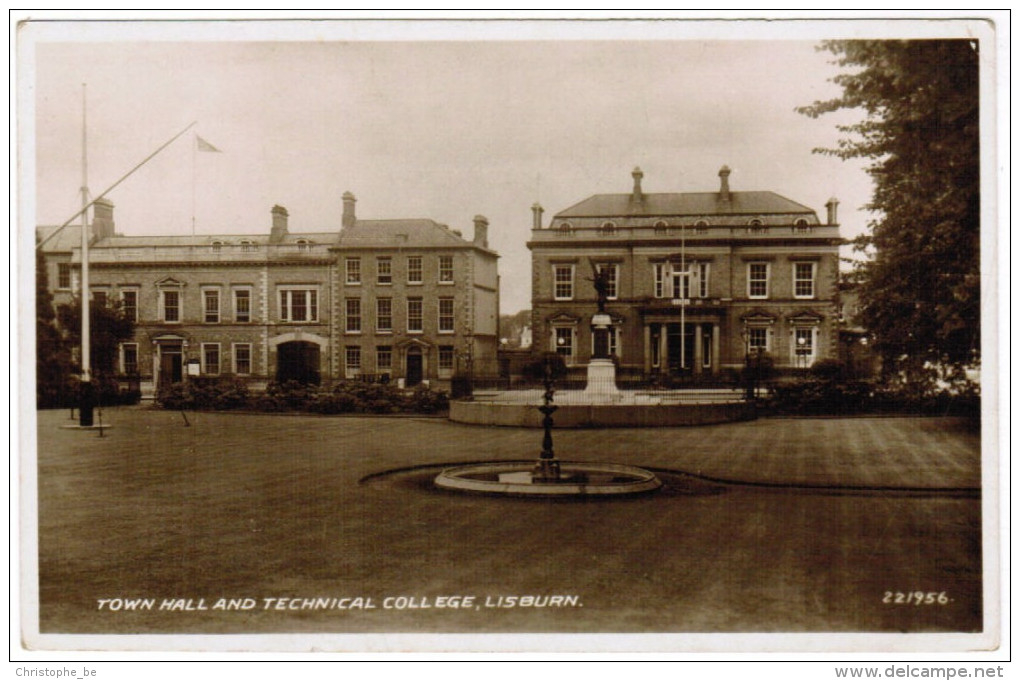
xmin=14 ymin=14 xmax=1004 ymax=661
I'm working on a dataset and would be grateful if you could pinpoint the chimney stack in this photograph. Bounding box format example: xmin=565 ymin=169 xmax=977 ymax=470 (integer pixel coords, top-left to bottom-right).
xmin=531 ymin=202 xmax=544 ymax=230
xmin=270 ymin=204 xmax=289 ymax=243
xmin=473 ymin=215 xmax=489 ymax=248
xmin=342 ymin=191 xmax=357 ymax=229
xmin=826 ymin=197 xmax=839 ymax=225
xmin=91 ymin=197 xmax=116 ymax=240
xmin=718 ymin=165 xmax=732 ymax=203
xmin=631 ymin=166 xmax=644 ymax=204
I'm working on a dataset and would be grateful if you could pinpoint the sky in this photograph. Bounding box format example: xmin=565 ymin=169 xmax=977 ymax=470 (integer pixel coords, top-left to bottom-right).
xmin=22 ymin=19 xmax=934 ymax=314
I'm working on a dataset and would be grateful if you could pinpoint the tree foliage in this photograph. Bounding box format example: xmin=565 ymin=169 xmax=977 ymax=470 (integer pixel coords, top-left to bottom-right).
xmin=798 ymin=40 xmax=980 ymax=379
xmin=56 ymin=295 xmax=136 ymax=378
xmin=36 ymin=250 xmax=75 ymax=408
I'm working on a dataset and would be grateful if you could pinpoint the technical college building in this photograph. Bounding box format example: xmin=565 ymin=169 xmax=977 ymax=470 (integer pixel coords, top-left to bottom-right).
xmin=528 ymin=167 xmax=842 ymax=377
xmin=38 ymin=192 xmax=499 ymax=395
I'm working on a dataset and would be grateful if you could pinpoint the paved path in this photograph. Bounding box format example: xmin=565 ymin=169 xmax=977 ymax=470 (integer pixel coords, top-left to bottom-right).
xmin=30 ymin=408 xmax=984 ymax=639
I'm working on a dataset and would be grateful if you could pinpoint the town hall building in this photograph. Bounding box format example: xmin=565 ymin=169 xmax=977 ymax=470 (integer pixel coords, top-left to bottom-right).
xmin=38 ymin=192 xmax=499 ymax=396
xmin=528 ymin=167 xmax=842 ymax=378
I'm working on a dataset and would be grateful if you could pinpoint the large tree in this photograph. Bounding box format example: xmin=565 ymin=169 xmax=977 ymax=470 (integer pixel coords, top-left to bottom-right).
xmin=799 ymin=40 xmax=980 ymax=382
xmin=35 ymin=250 xmax=75 ymax=408
xmin=56 ymin=297 xmax=136 ymax=379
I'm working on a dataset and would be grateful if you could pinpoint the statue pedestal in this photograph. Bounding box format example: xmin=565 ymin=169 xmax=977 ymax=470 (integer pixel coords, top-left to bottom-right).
xmin=583 ymin=359 xmax=620 ymax=399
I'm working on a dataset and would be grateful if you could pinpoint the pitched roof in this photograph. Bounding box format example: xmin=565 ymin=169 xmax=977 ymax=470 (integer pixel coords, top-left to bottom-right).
xmin=36 ymin=224 xmax=83 ymax=251
xmin=337 ymin=219 xmax=477 ymax=249
xmin=555 ymin=191 xmax=817 ymax=218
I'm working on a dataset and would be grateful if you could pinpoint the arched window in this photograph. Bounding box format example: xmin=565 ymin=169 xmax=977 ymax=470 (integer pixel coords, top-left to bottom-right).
xmin=747 ymin=219 xmax=767 ymax=235
xmin=558 ymin=221 xmax=573 ymax=232
xmin=296 ymin=239 xmax=312 ymax=251
xmin=694 ymin=220 xmax=709 ymax=234
xmin=793 ymin=218 xmax=811 ymax=233
xmin=653 ymin=220 xmax=668 ymax=234
xmin=601 ymin=221 xmax=617 ymax=235
xmin=240 ymin=239 xmax=257 ymax=252
xmin=211 ymin=240 xmax=224 ymax=252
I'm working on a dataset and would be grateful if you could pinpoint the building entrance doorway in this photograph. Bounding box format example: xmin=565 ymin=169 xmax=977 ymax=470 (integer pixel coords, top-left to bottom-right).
xmin=406 ymin=347 xmax=423 ymax=387
xmin=276 ymin=341 xmax=321 ymax=384
xmin=666 ymin=323 xmax=695 ymax=373
xmin=159 ymin=344 xmax=183 ymax=385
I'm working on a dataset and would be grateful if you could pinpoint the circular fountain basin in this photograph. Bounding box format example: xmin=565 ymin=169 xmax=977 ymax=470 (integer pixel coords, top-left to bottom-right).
xmin=450 ymin=389 xmax=756 ymax=428
xmin=434 ymin=460 xmax=662 ymax=497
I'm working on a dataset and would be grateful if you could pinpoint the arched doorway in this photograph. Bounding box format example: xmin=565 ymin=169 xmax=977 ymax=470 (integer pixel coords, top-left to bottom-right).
xmin=405 ymin=346 xmax=424 ymax=387
xmin=276 ymin=341 xmax=321 ymax=384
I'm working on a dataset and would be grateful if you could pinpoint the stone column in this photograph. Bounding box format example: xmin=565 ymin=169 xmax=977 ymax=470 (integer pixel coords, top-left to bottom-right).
xmin=659 ymin=324 xmax=669 ymax=375
xmin=643 ymin=324 xmax=652 ymax=375
xmin=693 ymin=323 xmax=703 ymax=375
xmin=711 ymin=324 xmax=720 ymax=375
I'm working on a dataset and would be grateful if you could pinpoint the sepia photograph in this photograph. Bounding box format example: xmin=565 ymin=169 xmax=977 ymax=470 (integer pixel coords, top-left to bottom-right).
xmin=14 ymin=14 xmax=1003 ymax=665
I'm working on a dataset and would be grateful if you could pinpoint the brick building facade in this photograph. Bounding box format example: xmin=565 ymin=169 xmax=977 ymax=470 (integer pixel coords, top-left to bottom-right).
xmin=528 ymin=167 xmax=842 ymax=378
xmin=38 ymin=194 xmax=499 ymax=396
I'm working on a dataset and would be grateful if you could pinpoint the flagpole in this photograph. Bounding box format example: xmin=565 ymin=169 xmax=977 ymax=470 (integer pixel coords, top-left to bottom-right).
xmin=191 ymin=132 xmax=196 ymax=235
xmin=79 ymin=83 xmax=94 ymax=426
xmin=37 ymin=121 xmax=198 ymax=251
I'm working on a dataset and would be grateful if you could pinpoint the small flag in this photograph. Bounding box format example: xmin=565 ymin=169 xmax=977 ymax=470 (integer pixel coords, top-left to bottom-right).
xmin=196 ymin=135 xmax=221 ymax=153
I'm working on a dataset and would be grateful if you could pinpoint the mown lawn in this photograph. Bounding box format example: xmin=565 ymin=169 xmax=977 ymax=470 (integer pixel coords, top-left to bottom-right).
xmin=31 ymin=408 xmax=983 ymax=639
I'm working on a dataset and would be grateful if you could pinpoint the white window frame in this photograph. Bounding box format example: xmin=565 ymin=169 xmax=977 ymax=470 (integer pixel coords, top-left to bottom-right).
xmin=376 ymin=346 xmax=393 ymax=372
xmin=670 ymin=267 xmax=691 ymax=301
xmin=278 ymin=286 xmax=319 ymax=323
xmin=438 ymin=255 xmax=455 ymax=284
xmin=552 ymin=325 xmax=576 ymax=363
xmin=407 ymin=297 xmax=423 ymax=334
xmin=696 ymin=262 xmax=710 ymax=298
xmin=553 ymin=264 xmax=574 ymax=301
xmin=747 ymin=262 xmax=770 ymax=299
xmin=160 ymin=289 xmax=182 ymax=323
xmin=233 ymin=343 xmax=253 ymax=375
xmin=376 ymin=298 xmax=393 ymax=333
xmin=120 ymin=288 xmax=139 ymax=322
xmin=653 ymin=263 xmax=666 ymax=299
xmin=345 ymin=346 xmax=361 ymax=378
xmin=595 ymin=263 xmax=619 ymax=300
xmin=793 ymin=262 xmax=816 ymax=299
xmin=792 ymin=327 xmax=817 ymax=367
xmin=120 ymin=342 xmax=139 ymax=375
xmin=438 ymin=297 xmax=455 ymax=334
xmin=346 ymin=257 xmax=361 ymax=285
xmin=345 ymin=298 xmax=362 ymax=334
xmin=747 ymin=327 xmax=770 ymax=353
xmin=376 ymin=257 xmax=392 ymax=285
xmin=407 ymin=255 xmax=423 ymax=285
xmin=201 ymin=343 xmax=221 ymax=375
xmin=438 ymin=345 xmax=455 ymax=377
xmin=233 ymin=287 xmax=252 ymax=323
xmin=202 ymin=287 xmax=221 ymax=324
xmin=57 ymin=263 xmax=72 ymax=289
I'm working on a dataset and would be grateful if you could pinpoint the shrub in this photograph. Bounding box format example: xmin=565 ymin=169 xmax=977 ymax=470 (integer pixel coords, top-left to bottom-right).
xmin=521 ymin=352 xmax=568 ymax=382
